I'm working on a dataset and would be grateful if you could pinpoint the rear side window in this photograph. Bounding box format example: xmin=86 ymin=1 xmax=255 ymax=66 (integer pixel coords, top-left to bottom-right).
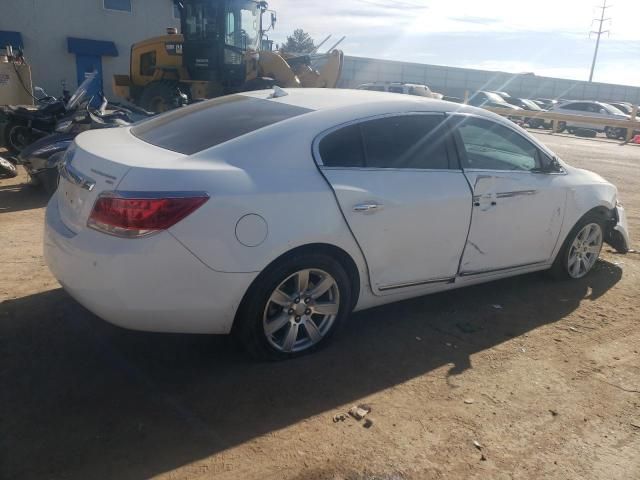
xmin=318 ymin=115 xmax=452 ymax=170
xmin=132 ymin=95 xmax=312 ymax=155
xmin=388 ymin=86 xmax=404 ymax=94
xmin=318 ymin=124 xmax=365 ymax=167
xmin=361 ymin=115 xmax=450 ymax=169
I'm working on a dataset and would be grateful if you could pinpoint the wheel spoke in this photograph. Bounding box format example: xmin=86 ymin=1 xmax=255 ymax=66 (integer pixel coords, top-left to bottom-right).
xmin=295 ymin=270 xmax=310 ymax=293
xmin=282 ymin=323 xmax=299 ymax=352
xmin=586 ymin=227 xmax=599 ymax=244
xmin=270 ymin=289 xmax=292 ymax=307
xmin=313 ymin=301 xmax=339 ymax=315
xmin=309 ymin=275 xmax=335 ymax=299
xmin=579 ymin=258 xmax=588 ymax=275
xmin=570 ymin=258 xmax=581 ymax=277
xmin=304 ymin=319 xmax=323 ymax=343
xmin=265 ymin=312 xmax=290 ymax=336
xmin=586 ymin=245 xmax=601 ymax=255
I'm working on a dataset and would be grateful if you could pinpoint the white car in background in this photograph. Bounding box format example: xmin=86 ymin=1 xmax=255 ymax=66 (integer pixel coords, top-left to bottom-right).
xmin=44 ymin=89 xmax=630 ymax=359
xmin=550 ymin=100 xmax=630 ymax=138
xmin=357 ymin=81 xmax=443 ymax=99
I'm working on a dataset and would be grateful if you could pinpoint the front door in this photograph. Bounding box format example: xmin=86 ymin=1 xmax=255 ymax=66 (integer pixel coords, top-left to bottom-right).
xmin=74 ymin=54 xmax=102 ymax=101
xmin=315 ymin=113 xmax=473 ymax=293
xmin=453 ymin=115 xmax=566 ymax=275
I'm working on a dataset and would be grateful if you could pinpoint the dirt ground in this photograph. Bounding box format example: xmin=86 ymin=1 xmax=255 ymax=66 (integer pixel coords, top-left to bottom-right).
xmin=1 ymin=133 xmax=639 ymax=480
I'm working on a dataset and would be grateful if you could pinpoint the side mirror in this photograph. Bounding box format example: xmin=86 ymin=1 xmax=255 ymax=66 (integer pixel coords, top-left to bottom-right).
xmin=541 ymin=157 xmax=563 ymax=173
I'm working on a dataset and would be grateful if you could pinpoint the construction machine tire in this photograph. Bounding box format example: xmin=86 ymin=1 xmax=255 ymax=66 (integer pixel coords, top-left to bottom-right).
xmin=139 ymin=81 xmax=180 ymax=113
xmin=242 ymin=77 xmax=276 ymax=92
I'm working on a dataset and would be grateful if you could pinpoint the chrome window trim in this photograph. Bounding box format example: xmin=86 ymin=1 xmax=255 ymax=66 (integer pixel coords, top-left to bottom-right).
xmin=312 ymin=111 xmax=459 ymax=171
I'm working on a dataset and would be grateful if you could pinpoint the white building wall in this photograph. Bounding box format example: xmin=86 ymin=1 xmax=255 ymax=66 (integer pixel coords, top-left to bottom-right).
xmin=0 ymin=0 xmax=179 ymax=99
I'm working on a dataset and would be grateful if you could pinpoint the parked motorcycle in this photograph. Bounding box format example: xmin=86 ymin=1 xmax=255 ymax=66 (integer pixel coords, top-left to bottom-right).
xmin=0 ymin=155 xmax=17 ymax=178
xmin=18 ymin=98 xmax=152 ymax=194
xmin=2 ymin=73 xmax=98 ymax=155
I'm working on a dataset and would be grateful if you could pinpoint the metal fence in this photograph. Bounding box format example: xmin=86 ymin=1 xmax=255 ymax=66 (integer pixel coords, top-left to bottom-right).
xmin=338 ymin=56 xmax=640 ymax=105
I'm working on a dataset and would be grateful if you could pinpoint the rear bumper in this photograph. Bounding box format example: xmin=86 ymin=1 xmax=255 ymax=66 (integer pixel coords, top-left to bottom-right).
xmin=608 ymin=205 xmax=631 ymax=253
xmin=44 ymin=195 xmax=257 ymax=334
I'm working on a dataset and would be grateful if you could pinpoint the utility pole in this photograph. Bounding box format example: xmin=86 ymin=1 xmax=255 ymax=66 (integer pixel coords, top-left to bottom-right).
xmin=589 ymin=0 xmax=611 ymax=82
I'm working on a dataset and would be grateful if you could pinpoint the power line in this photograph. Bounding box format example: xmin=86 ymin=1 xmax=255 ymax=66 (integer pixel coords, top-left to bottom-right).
xmin=589 ymin=0 xmax=611 ymax=82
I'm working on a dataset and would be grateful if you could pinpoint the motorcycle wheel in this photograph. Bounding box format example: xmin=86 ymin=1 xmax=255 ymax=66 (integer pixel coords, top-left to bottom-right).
xmin=0 ymin=156 xmax=18 ymax=178
xmin=3 ymin=122 xmax=33 ymax=155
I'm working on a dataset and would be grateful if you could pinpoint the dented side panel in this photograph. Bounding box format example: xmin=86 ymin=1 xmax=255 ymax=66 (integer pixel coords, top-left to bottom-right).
xmin=459 ymin=171 xmax=567 ymax=275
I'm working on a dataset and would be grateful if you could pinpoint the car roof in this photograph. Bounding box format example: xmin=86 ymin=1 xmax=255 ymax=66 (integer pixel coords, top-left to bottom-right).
xmin=240 ymin=88 xmax=464 ymax=114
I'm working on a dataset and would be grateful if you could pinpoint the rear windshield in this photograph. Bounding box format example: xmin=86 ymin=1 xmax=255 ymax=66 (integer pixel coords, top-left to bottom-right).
xmin=131 ymin=95 xmax=312 ymax=154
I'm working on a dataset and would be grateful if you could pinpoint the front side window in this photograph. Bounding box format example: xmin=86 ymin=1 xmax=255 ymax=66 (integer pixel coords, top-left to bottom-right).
xmin=104 ymin=0 xmax=131 ymax=12
xmin=318 ymin=115 xmax=453 ymax=170
xmin=456 ymin=117 xmax=540 ymax=171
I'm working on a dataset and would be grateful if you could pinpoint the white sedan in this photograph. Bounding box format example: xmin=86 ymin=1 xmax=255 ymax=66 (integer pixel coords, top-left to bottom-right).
xmin=44 ymin=89 xmax=630 ymax=359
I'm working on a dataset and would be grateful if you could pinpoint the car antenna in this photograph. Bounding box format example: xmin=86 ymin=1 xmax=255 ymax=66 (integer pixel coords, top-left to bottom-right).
xmin=269 ymin=86 xmax=288 ymax=98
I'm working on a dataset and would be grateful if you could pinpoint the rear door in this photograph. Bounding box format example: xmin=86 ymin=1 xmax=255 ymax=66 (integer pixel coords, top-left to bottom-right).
xmin=315 ymin=114 xmax=472 ymax=293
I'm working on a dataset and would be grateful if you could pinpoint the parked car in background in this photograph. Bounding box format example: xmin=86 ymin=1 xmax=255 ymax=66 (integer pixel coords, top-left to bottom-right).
xmin=44 ymin=89 xmax=629 ymax=360
xmin=502 ymin=97 xmax=550 ymax=129
xmin=489 ymin=91 xmax=511 ymax=99
xmin=467 ymin=91 xmax=522 ymax=111
xmin=357 ymin=82 xmax=443 ymax=99
xmin=535 ymin=98 xmax=559 ymax=110
xmin=550 ymin=100 xmax=630 ymax=139
xmin=608 ymin=102 xmax=636 ymax=116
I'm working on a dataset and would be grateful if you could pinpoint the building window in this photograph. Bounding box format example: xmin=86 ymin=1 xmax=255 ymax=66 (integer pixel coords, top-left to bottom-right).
xmin=104 ymin=0 xmax=132 ymax=12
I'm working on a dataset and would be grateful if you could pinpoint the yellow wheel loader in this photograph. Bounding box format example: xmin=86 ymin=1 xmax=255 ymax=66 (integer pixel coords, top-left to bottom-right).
xmin=113 ymin=0 xmax=344 ymax=112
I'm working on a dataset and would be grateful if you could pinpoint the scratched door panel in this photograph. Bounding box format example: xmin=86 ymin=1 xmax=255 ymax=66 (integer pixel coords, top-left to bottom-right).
xmin=459 ymin=171 xmax=567 ymax=275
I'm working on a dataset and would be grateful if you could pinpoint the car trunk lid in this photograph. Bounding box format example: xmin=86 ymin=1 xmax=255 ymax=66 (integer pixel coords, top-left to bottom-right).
xmin=56 ymin=128 xmax=184 ymax=233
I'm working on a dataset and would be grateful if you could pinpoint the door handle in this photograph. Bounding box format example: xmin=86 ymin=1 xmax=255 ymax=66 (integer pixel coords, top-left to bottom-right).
xmin=353 ymin=202 xmax=383 ymax=212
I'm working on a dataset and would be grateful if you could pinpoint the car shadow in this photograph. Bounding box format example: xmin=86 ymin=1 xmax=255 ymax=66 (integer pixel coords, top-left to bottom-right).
xmin=0 ymin=180 xmax=49 ymax=214
xmin=0 ymin=261 xmax=622 ymax=479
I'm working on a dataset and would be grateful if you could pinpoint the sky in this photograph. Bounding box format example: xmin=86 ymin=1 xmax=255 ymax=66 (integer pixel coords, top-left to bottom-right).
xmin=268 ymin=0 xmax=640 ymax=87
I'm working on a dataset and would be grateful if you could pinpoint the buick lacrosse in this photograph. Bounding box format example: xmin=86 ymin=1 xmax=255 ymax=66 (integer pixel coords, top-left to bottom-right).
xmin=45 ymin=89 xmax=630 ymax=359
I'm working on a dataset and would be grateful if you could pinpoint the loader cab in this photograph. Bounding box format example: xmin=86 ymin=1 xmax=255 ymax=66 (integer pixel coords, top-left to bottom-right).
xmin=177 ymin=0 xmax=264 ymax=88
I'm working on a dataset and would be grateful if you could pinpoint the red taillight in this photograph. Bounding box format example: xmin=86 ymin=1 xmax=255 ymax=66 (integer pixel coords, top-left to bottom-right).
xmin=88 ymin=193 xmax=209 ymax=238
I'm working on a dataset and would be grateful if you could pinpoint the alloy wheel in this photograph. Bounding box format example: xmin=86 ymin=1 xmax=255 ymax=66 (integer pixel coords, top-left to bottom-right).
xmin=263 ymin=268 xmax=340 ymax=353
xmin=567 ymin=223 xmax=603 ymax=278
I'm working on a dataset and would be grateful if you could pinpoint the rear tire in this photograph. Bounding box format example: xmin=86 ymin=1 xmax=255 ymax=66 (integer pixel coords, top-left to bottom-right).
xmin=550 ymin=214 xmax=604 ymax=280
xmin=3 ymin=122 xmax=32 ymax=155
xmin=233 ymin=252 xmax=353 ymax=361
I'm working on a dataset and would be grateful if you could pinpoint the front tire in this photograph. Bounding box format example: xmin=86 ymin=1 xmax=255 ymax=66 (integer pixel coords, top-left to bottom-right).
xmin=234 ymin=252 xmax=353 ymax=360
xmin=551 ymin=215 xmax=604 ymax=279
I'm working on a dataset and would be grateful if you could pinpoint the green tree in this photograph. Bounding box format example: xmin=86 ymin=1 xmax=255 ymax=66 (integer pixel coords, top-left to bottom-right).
xmin=282 ymin=29 xmax=316 ymax=54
